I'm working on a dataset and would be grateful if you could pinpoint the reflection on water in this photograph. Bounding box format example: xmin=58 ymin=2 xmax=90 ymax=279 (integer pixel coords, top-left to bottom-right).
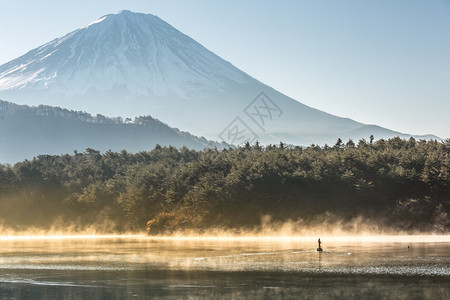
xmin=0 ymin=235 xmax=449 ymax=299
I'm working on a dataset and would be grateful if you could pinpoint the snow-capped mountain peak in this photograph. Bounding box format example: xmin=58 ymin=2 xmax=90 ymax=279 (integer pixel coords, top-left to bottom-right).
xmin=1 ymin=10 xmax=427 ymax=148
xmin=0 ymin=10 xmax=251 ymax=98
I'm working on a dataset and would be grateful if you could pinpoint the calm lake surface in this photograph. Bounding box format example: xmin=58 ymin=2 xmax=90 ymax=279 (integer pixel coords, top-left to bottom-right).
xmin=0 ymin=235 xmax=449 ymax=299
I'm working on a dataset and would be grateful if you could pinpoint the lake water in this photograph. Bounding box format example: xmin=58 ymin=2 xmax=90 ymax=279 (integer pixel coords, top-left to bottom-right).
xmin=0 ymin=235 xmax=449 ymax=299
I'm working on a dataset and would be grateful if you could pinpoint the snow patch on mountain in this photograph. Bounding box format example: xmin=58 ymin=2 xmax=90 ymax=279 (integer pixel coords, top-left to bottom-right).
xmin=84 ymin=16 xmax=108 ymax=29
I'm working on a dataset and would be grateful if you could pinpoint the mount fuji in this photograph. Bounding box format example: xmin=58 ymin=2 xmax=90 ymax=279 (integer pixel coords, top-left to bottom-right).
xmin=0 ymin=10 xmax=438 ymax=145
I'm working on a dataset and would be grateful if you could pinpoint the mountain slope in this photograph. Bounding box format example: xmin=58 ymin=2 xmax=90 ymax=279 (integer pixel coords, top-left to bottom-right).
xmin=0 ymin=10 xmax=438 ymax=145
xmin=0 ymin=100 xmax=225 ymax=163
xmin=342 ymin=125 xmax=440 ymax=142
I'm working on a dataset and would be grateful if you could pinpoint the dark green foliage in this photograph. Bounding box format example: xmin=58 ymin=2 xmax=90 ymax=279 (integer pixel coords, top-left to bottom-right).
xmin=0 ymin=138 xmax=449 ymax=233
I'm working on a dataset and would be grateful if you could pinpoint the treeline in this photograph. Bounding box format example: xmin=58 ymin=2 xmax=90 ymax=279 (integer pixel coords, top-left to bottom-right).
xmin=1 ymin=99 xmax=129 ymax=124
xmin=0 ymin=137 xmax=449 ymax=233
xmin=1 ymin=99 xmax=195 ymax=132
xmin=0 ymin=100 xmax=227 ymax=163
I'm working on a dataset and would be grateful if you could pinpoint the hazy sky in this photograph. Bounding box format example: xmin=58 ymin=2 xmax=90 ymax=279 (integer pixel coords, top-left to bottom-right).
xmin=1 ymin=0 xmax=449 ymax=138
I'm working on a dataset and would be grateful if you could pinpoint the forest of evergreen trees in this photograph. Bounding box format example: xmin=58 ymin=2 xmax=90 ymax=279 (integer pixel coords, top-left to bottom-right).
xmin=0 ymin=137 xmax=449 ymax=234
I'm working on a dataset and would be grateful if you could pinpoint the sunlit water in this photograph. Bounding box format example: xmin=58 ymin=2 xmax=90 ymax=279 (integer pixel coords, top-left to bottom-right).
xmin=0 ymin=235 xmax=449 ymax=299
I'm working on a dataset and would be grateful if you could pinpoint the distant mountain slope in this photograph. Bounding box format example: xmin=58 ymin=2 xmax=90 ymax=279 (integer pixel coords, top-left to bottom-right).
xmin=342 ymin=125 xmax=440 ymax=142
xmin=0 ymin=100 xmax=225 ymax=163
xmin=0 ymin=10 xmax=439 ymax=145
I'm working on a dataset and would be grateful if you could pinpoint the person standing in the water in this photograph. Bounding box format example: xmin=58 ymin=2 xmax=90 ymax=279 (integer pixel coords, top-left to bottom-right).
xmin=317 ymin=238 xmax=323 ymax=251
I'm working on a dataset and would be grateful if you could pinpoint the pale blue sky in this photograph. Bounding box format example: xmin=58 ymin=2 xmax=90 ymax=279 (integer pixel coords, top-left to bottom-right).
xmin=1 ymin=0 xmax=449 ymax=138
